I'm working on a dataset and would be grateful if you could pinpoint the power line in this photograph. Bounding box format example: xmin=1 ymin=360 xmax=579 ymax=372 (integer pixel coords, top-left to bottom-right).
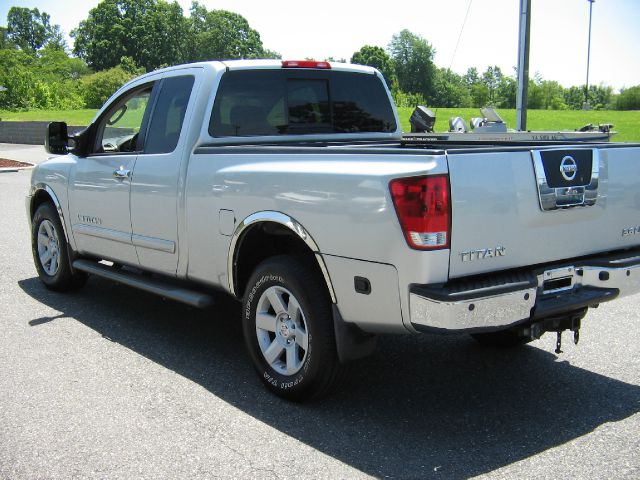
xmin=448 ymin=0 xmax=474 ymax=72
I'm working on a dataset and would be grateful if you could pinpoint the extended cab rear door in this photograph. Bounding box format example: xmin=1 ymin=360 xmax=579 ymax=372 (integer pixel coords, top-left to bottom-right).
xmin=129 ymin=71 xmax=199 ymax=275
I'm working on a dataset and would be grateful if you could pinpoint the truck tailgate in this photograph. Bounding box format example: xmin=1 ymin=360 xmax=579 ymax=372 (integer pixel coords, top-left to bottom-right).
xmin=447 ymin=146 xmax=640 ymax=279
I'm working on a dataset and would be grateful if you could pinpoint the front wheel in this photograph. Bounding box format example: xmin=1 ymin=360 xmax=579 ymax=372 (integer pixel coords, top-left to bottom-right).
xmin=31 ymin=203 xmax=87 ymax=291
xmin=242 ymin=255 xmax=343 ymax=401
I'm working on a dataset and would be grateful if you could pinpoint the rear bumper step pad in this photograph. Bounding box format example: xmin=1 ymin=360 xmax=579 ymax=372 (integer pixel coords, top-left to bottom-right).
xmin=410 ymin=250 xmax=640 ymax=333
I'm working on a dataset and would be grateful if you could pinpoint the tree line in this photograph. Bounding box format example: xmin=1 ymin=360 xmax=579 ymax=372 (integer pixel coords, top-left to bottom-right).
xmin=1 ymin=1 xmax=638 ymax=112
xmin=0 ymin=1 xmax=278 ymax=110
xmin=352 ymin=31 xmax=638 ymax=111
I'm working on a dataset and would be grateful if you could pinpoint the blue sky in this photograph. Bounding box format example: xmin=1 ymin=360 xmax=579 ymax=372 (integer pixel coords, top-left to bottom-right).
xmin=1 ymin=0 xmax=639 ymax=91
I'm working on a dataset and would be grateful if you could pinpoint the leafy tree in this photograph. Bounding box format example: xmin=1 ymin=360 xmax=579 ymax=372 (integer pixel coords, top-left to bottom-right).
xmin=495 ymin=75 xmax=517 ymax=108
xmin=38 ymin=46 xmax=91 ymax=81
xmin=616 ymin=85 xmax=640 ymax=110
xmin=463 ymin=67 xmax=489 ymax=107
xmin=0 ymin=49 xmax=37 ymax=109
xmin=527 ymin=74 xmax=544 ymax=109
xmin=46 ymin=24 xmax=67 ymax=50
xmin=465 ymin=66 xmax=516 ymax=108
xmin=392 ymin=90 xmax=425 ymax=108
xmin=72 ymin=0 xmax=135 ymax=71
xmin=72 ymin=0 xmax=189 ymax=72
xmin=470 ymin=83 xmax=489 ymax=107
xmin=463 ymin=67 xmax=479 ymax=87
xmin=432 ymin=68 xmax=471 ymax=107
xmin=480 ymin=66 xmax=504 ymax=106
xmin=587 ymin=84 xmax=613 ymax=110
xmin=0 ymin=48 xmax=84 ymax=109
xmin=388 ymin=30 xmax=436 ymax=102
xmin=186 ymin=2 xmax=264 ymax=61
xmin=254 ymin=49 xmax=281 ymax=60
xmin=564 ymin=86 xmax=584 ymax=110
xmin=80 ymin=66 xmax=136 ymax=108
xmin=538 ymin=80 xmax=567 ymax=110
xmin=6 ymin=7 xmax=64 ymax=52
xmin=119 ymin=56 xmax=145 ymax=76
xmin=72 ymin=0 xmax=269 ymax=69
xmin=139 ymin=0 xmax=188 ymax=68
xmin=0 ymin=26 xmax=15 ymax=49
xmin=350 ymin=45 xmax=396 ymax=86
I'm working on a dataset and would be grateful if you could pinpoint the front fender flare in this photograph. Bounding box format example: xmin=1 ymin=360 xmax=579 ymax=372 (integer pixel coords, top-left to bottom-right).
xmin=28 ymin=183 xmax=70 ymax=244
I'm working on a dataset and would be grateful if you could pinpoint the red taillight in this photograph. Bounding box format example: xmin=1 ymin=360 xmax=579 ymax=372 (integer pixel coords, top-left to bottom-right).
xmin=281 ymin=60 xmax=331 ymax=69
xmin=389 ymin=175 xmax=450 ymax=250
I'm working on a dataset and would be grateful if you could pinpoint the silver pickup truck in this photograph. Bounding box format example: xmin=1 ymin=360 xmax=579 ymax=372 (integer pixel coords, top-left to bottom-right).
xmin=27 ymin=60 xmax=640 ymax=400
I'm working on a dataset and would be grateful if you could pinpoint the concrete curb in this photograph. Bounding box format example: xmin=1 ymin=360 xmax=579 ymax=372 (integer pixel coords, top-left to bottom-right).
xmin=0 ymin=122 xmax=87 ymax=145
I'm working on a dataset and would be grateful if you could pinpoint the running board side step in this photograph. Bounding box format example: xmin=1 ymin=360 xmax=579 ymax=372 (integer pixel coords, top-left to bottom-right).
xmin=72 ymin=259 xmax=215 ymax=308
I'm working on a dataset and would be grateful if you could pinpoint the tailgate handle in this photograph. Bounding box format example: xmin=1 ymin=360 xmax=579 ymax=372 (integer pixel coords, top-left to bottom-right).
xmin=531 ymin=150 xmax=599 ymax=211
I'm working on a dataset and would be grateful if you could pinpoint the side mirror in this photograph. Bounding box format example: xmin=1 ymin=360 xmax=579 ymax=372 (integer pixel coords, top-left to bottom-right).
xmin=45 ymin=121 xmax=69 ymax=154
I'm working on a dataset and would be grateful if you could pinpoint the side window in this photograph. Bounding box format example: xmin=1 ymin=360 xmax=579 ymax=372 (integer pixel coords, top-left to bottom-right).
xmin=95 ymin=86 xmax=152 ymax=154
xmin=145 ymin=75 xmax=195 ymax=154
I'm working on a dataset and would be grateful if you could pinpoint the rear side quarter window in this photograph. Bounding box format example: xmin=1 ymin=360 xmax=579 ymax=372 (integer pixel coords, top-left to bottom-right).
xmin=145 ymin=75 xmax=195 ymax=154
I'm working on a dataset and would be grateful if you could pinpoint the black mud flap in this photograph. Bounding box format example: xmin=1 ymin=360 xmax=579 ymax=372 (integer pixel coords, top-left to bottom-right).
xmin=332 ymin=305 xmax=377 ymax=363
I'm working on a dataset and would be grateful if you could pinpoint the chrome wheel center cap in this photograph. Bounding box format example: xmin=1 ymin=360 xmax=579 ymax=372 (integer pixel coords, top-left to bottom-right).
xmin=278 ymin=316 xmax=295 ymax=340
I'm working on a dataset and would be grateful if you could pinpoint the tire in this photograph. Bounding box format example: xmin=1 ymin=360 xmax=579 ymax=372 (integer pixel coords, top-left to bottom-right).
xmin=471 ymin=329 xmax=533 ymax=348
xmin=31 ymin=202 xmax=87 ymax=291
xmin=242 ymin=255 xmax=344 ymax=401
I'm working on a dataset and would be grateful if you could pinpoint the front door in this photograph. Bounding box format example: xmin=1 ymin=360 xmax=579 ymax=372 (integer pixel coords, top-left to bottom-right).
xmin=69 ymin=84 xmax=154 ymax=265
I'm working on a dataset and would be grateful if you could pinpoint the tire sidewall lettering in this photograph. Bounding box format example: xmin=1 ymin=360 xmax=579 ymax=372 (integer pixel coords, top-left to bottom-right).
xmin=245 ymin=274 xmax=284 ymax=320
xmin=246 ymin=273 xmax=313 ymax=390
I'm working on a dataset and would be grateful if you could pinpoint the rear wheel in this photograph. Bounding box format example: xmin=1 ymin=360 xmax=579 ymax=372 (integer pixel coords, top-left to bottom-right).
xmin=242 ymin=255 xmax=343 ymax=401
xmin=31 ymin=203 xmax=87 ymax=291
xmin=471 ymin=329 xmax=533 ymax=348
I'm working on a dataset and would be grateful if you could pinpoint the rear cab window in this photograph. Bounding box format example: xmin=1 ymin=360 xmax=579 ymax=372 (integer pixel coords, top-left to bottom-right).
xmin=209 ymin=70 xmax=396 ymax=137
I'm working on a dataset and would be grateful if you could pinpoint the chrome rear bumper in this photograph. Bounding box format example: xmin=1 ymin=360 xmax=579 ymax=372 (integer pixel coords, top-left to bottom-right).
xmin=410 ymin=250 xmax=640 ymax=333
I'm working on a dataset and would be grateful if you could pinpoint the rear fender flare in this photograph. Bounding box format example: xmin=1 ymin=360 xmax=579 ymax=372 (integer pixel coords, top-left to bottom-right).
xmin=227 ymin=211 xmax=336 ymax=303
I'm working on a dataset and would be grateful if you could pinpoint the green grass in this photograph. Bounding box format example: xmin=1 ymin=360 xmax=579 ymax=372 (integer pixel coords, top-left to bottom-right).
xmin=0 ymin=109 xmax=98 ymax=125
xmin=397 ymin=107 xmax=640 ymax=142
xmin=0 ymin=105 xmax=144 ymax=129
xmin=2 ymin=107 xmax=638 ymax=142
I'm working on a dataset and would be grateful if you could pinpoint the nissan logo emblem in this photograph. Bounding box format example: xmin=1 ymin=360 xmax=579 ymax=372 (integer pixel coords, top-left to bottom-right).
xmin=560 ymin=156 xmax=578 ymax=181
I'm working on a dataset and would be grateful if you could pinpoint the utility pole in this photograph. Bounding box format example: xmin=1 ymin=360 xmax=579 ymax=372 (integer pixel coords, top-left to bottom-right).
xmin=584 ymin=0 xmax=595 ymax=109
xmin=516 ymin=0 xmax=531 ymax=131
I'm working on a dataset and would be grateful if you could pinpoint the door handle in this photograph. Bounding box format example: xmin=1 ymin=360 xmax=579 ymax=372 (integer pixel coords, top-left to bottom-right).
xmin=113 ymin=167 xmax=131 ymax=179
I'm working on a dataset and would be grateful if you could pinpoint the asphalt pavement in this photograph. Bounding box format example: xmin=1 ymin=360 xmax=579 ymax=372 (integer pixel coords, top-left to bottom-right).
xmin=1 ymin=144 xmax=638 ymax=479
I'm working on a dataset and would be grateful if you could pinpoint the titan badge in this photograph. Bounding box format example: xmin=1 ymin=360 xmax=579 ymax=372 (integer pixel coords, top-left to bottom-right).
xmin=460 ymin=246 xmax=506 ymax=262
